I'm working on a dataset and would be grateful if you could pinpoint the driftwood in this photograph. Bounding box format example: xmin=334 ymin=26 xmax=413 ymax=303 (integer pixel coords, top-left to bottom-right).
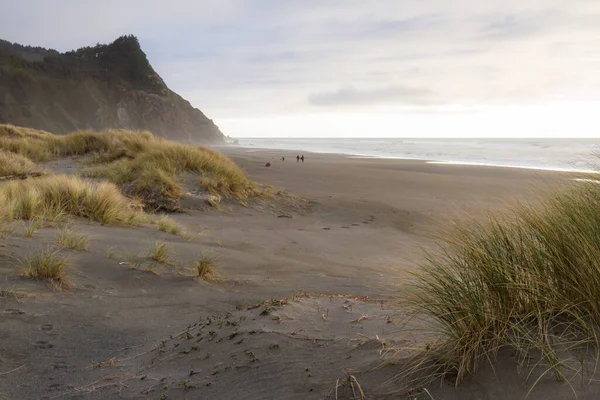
xmin=0 ymin=172 xmax=46 ymax=181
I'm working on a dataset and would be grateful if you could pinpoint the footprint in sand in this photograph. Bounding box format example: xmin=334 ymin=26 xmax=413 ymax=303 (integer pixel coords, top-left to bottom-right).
xmin=323 ymin=227 xmax=331 ymax=230
xmin=362 ymin=215 xmax=376 ymax=224
xmin=4 ymin=308 xmax=25 ymax=315
xmin=41 ymin=324 xmax=53 ymax=331
xmin=48 ymin=383 xmax=63 ymax=391
xmin=35 ymin=340 xmax=54 ymax=349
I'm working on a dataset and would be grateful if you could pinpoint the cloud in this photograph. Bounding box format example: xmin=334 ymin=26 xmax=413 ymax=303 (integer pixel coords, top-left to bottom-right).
xmin=309 ymin=85 xmax=435 ymax=107
xmin=482 ymin=14 xmax=539 ymax=38
xmin=1 ymin=0 xmax=599 ymax=124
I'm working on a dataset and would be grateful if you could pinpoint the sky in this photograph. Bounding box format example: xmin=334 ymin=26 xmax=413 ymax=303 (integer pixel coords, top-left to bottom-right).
xmin=1 ymin=0 xmax=599 ymax=138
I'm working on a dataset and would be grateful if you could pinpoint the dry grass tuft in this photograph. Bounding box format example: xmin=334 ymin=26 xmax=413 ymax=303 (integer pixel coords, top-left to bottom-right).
xmin=0 ymin=174 xmax=147 ymax=225
xmin=148 ymin=240 xmax=170 ymax=264
xmin=0 ymin=151 xmax=38 ymax=176
xmin=19 ymin=247 xmax=71 ymax=289
xmin=56 ymin=225 xmax=90 ymax=251
xmin=195 ymin=254 xmax=221 ymax=282
xmin=156 ymin=214 xmax=184 ymax=235
xmin=86 ymin=139 xmax=254 ymax=211
xmin=400 ymin=180 xmax=600 ymax=392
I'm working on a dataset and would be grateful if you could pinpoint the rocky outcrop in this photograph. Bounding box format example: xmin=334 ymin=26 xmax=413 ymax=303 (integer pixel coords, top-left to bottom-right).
xmin=0 ymin=35 xmax=224 ymax=143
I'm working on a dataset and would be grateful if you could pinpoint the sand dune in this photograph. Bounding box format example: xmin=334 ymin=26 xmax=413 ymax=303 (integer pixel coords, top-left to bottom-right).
xmin=0 ymin=148 xmax=583 ymax=399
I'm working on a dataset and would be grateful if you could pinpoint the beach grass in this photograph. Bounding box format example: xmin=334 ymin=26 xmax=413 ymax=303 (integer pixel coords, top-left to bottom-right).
xmin=56 ymin=225 xmax=90 ymax=251
xmin=0 ymin=174 xmax=147 ymax=225
xmin=402 ymin=180 xmax=600 ymax=391
xmin=156 ymin=214 xmax=185 ymax=235
xmin=20 ymin=247 xmax=71 ymax=289
xmin=0 ymin=124 xmax=256 ymax=211
xmin=149 ymin=240 xmax=170 ymax=264
xmin=0 ymin=150 xmax=38 ymax=176
xmin=195 ymin=254 xmax=221 ymax=282
xmin=23 ymin=218 xmax=44 ymax=238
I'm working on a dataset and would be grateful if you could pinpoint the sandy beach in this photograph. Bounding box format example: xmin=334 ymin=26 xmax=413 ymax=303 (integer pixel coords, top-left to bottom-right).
xmin=0 ymin=148 xmax=585 ymax=399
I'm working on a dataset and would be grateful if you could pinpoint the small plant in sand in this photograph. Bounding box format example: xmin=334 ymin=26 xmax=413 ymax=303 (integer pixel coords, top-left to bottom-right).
xmin=56 ymin=225 xmax=90 ymax=251
xmin=195 ymin=254 xmax=221 ymax=282
xmin=156 ymin=214 xmax=184 ymax=235
xmin=23 ymin=218 xmax=44 ymax=238
xmin=105 ymin=247 xmax=119 ymax=259
xmin=19 ymin=247 xmax=71 ymax=289
xmin=149 ymin=240 xmax=170 ymax=264
xmin=124 ymin=255 xmax=157 ymax=274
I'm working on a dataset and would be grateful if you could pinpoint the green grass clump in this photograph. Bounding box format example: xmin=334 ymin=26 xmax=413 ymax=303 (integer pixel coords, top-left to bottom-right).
xmin=195 ymin=254 xmax=221 ymax=282
xmin=20 ymin=247 xmax=71 ymax=289
xmin=56 ymin=225 xmax=90 ymax=250
xmin=404 ymin=180 xmax=600 ymax=390
xmin=149 ymin=240 xmax=170 ymax=264
xmin=0 ymin=150 xmax=38 ymax=176
xmin=0 ymin=174 xmax=147 ymax=225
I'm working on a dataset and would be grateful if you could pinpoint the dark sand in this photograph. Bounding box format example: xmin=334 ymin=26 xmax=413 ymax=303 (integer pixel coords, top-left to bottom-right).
xmin=0 ymin=148 xmax=589 ymax=399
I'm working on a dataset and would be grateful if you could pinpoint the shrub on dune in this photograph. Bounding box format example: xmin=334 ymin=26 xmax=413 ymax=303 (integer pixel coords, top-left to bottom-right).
xmin=0 ymin=175 xmax=146 ymax=225
xmin=403 ymin=180 xmax=600 ymax=391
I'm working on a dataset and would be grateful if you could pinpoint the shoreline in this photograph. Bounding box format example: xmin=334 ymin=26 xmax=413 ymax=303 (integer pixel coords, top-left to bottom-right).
xmin=214 ymin=144 xmax=597 ymax=174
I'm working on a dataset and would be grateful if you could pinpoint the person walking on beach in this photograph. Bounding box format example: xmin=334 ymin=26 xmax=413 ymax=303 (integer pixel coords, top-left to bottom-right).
xmin=282 ymin=156 xmax=285 ymax=162
xmin=301 ymin=155 xmax=305 ymax=163
xmin=296 ymin=155 xmax=300 ymax=163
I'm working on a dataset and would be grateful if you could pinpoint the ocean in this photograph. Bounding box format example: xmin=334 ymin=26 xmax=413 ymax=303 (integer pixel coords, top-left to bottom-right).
xmin=234 ymin=138 xmax=600 ymax=173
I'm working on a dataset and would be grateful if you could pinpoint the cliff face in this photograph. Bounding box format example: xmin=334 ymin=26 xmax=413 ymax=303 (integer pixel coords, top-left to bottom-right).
xmin=0 ymin=35 xmax=224 ymax=143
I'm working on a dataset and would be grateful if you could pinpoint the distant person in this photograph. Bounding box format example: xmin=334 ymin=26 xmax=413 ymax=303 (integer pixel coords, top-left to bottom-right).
xmin=282 ymin=156 xmax=285 ymax=162
xmin=296 ymin=155 xmax=300 ymax=163
xmin=301 ymin=155 xmax=305 ymax=163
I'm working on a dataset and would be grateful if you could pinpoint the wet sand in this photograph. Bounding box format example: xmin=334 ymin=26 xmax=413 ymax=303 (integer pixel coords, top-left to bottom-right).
xmin=0 ymin=148 xmax=586 ymax=399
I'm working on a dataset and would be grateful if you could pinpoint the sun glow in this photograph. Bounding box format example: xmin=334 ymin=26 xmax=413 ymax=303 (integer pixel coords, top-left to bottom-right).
xmin=219 ymin=101 xmax=600 ymax=138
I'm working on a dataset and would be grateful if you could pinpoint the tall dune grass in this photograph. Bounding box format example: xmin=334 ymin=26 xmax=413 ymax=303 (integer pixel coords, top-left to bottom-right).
xmin=0 ymin=174 xmax=146 ymax=225
xmin=404 ymin=180 xmax=600 ymax=390
xmin=0 ymin=124 xmax=255 ymax=210
xmin=0 ymin=151 xmax=38 ymax=176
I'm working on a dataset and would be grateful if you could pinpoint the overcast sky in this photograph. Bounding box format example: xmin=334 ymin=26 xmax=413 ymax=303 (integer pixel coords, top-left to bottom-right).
xmin=1 ymin=0 xmax=600 ymax=138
